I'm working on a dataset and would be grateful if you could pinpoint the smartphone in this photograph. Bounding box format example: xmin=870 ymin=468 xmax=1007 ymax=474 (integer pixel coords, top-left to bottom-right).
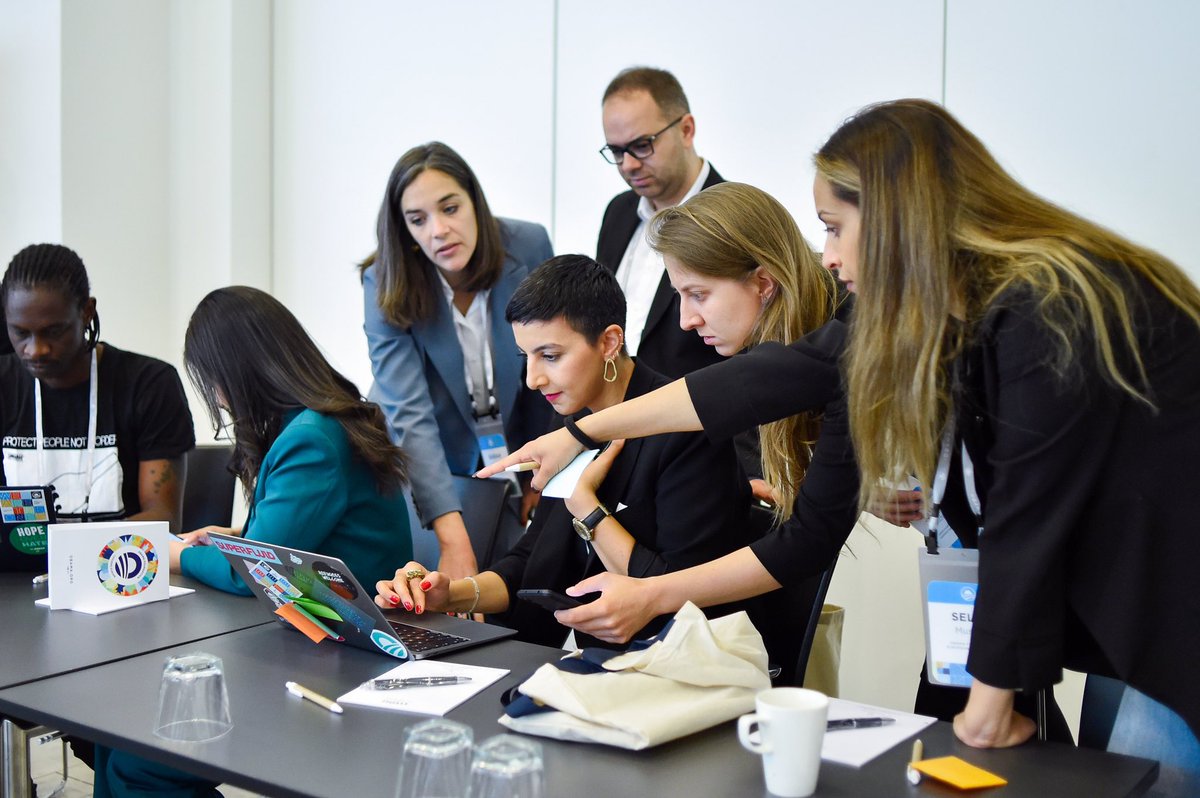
xmin=517 ymin=588 xmax=582 ymax=612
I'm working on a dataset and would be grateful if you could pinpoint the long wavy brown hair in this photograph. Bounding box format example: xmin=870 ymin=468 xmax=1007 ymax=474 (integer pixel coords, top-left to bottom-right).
xmin=815 ymin=99 xmax=1200 ymax=505
xmin=184 ymin=286 xmax=408 ymax=501
xmin=649 ymin=182 xmax=840 ymax=520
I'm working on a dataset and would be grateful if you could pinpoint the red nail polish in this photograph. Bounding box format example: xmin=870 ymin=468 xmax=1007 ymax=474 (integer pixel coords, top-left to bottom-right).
xmin=421 ymin=581 xmax=431 ymax=591
xmin=404 ymin=602 xmax=412 ymax=611
xmin=389 ymin=595 xmax=400 ymax=604
xmin=416 ymin=605 xmax=424 ymax=615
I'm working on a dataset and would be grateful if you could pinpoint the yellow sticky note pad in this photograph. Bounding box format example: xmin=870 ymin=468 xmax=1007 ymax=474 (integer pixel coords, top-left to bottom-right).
xmin=911 ymin=756 xmax=1007 ymax=789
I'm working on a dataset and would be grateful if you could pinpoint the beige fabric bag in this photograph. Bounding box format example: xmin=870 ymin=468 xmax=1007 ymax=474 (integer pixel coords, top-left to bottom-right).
xmin=499 ymin=602 xmax=772 ymax=750
xmin=802 ymin=604 xmax=844 ymax=697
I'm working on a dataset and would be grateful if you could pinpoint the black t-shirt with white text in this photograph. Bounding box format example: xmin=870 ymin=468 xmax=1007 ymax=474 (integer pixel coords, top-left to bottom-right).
xmin=0 ymin=343 xmax=195 ymax=522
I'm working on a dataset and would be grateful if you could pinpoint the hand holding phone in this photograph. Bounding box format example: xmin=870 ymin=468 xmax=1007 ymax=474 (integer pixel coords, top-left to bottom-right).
xmin=517 ymin=588 xmax=582 ymax=612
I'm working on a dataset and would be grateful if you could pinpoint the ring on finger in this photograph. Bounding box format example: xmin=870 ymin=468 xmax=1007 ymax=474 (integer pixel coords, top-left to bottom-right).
xmin=405 ymin=568 xmax=426 ymax=581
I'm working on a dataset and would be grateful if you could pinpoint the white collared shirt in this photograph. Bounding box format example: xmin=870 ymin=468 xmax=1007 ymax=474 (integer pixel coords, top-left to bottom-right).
xmin=436 ymin=272 xmax=494 ymax=416
xmin=614 ymin=160 xmax=711 ymax=355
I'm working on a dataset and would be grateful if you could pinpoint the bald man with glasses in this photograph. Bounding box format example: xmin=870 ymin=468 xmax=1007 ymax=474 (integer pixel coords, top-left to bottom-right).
xmin=595 ymin=66 xmax=725 ymax=380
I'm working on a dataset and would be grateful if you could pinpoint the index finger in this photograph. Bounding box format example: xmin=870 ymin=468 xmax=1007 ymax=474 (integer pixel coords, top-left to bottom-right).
xmin=476 ymin=450 xmax=533 ymax=479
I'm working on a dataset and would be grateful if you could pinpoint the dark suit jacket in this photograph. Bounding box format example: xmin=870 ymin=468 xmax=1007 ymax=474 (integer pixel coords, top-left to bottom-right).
xmin=595 ymin=165 xmax=726 ymax=380
xmin=489 ymin=362 xmax=753 ymax=650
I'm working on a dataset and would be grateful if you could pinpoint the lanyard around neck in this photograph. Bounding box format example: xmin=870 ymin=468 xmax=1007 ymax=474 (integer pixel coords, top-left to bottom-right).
xmin=924 ymin=417 xmax=983 ymax=554
xmin=463 ymin=298 xmax=497 ymax=419
xmin=35 ymin=348 xmax=99 ymax=515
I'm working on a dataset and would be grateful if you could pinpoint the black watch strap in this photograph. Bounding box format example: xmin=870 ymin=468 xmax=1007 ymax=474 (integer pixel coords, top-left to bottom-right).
xmin=564 ymin=417 xmax=601 ymax=450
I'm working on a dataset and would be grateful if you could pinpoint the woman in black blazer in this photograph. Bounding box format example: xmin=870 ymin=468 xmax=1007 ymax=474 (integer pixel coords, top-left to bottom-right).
xmin=377 ymin=255 xmax=753 ymax=648
xmin=816 ymin=100 xmax=1200 ymax=777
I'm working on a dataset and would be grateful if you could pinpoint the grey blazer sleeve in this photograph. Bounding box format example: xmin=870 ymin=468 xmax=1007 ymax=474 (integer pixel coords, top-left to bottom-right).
xmin=362 ymin=266 xmax=460 ymax=526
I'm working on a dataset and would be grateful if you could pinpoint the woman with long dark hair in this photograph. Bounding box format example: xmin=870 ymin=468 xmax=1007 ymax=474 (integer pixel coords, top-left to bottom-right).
xmin=361 ymin=142 xmax=553 ymax=579
xmin=167 ymin=285 xmax=412 ymax=593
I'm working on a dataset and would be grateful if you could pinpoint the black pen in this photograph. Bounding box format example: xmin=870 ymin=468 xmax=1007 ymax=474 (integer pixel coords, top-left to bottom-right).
xmin=827 ymin=717 xmax=896 ymax=731
xmin=370 ymin=676 xmax=473 ymax=690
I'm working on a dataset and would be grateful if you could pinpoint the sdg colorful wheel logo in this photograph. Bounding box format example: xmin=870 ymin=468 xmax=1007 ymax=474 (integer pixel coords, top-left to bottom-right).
xmin=96 ymin=534 xmax=160 ymax=596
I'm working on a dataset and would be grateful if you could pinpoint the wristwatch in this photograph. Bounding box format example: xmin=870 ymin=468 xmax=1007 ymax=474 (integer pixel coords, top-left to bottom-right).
xmin=571 ymin=503 xmax=610 ymax=541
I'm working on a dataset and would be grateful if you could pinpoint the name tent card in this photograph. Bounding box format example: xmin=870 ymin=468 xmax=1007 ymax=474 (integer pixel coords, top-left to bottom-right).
xmin=43 ymin=521 xmax=182 ymax=614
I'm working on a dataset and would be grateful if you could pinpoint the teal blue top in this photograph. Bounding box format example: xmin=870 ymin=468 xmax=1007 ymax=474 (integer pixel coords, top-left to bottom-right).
xmin=180 ymin=409 xmax=412 ymax=595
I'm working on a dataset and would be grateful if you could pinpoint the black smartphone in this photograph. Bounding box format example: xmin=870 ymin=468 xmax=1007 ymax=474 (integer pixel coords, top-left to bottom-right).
xmin=517 ymin=588 xmax=582 ymax=612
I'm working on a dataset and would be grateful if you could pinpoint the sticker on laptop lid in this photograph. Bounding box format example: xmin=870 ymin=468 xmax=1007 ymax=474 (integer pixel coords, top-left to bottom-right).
xmin=212 ymin=537 xmax=281 ymax=563
xmin=370 ymin=629 xmax=410 ymax=660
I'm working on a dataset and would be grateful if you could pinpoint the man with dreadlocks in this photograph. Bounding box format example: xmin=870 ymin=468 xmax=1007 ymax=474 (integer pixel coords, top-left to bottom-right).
xmin=0 ymin=243 xmax=194 ymax=545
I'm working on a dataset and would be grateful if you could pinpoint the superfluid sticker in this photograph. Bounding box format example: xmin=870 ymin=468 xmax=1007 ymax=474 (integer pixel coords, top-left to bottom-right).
xmin=370 ymin=629 xmax=410 ymax=660
xmin=96 ymin=534 xmax=159 ymax=596
xmin=926 ymin=580 xmax=976 ymax=687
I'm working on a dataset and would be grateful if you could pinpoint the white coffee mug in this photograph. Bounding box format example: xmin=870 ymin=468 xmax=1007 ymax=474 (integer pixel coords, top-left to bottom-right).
xmin=738 ymin=687 xmax=828 ymax=797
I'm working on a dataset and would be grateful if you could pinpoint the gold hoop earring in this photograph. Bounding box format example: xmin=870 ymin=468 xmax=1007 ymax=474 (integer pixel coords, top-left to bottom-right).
xmin=603 ymin=357 xmax=618 ymax=383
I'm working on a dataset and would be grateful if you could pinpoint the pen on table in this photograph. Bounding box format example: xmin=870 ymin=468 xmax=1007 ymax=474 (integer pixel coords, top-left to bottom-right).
xmin=504 ymin=461 xmax=538 ymax=473
xmin=285 ymin=681 xmax=343 ymax=714
xmin=826 ymin=717 xmax=896 ymax=731
xmin=371 ymin=676 xmax=474 ymax=690
xmin=31 ymin=573 xmax=50 ymax=586
xmin=906 ymin=738 xmax=924 ymax=785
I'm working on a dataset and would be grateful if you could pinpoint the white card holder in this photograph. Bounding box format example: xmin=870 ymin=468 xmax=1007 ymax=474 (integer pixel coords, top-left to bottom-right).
xmin=917 ymin=547 xmax=979 ymax=688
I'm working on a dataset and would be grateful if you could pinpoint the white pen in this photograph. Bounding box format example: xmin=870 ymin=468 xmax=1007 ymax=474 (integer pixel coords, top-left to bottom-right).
xmin=285 ymin=681 xmax=343 ymax=714
xmin=504 ymin=461 xmax=538 ymax=473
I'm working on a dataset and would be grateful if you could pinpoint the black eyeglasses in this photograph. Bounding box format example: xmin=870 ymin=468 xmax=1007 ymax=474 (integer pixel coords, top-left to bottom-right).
xmin=598 ymin=116 xmax=684 ymax=165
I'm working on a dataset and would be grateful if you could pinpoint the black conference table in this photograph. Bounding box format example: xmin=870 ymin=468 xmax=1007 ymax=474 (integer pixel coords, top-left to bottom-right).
xmin=0 ymin=612 xmax=1160 ymax=797
xmin=1 ymin=573 xmax=270 ymax=689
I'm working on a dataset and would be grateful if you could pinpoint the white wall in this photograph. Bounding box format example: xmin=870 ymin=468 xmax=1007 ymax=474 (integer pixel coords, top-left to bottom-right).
xmin=4 ymin=0 xmax=1199 ymax=735
xmin=0 ymin=1 xmax=62 ymax=257
xmin=271 ymin=0 xmax=555 ymax=392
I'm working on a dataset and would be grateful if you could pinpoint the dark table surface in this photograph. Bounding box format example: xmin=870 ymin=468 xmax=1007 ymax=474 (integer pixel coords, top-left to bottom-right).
xmin=1 ymin=572 xmax=269 ymax=689
xmin=0 ymin=622 xmax=1159 ymax=797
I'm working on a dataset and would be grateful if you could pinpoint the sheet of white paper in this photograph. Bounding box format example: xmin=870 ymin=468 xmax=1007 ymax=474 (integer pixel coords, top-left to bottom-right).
xmin=821 ymin=697 xmax=937 ymax=768
xmin=540 ymin=448 xmax=600 ymax=498
xmin=35 ymin=585 xmax=196 ymax=614
xmin=338 ymin=659 xmax=509 ymax=716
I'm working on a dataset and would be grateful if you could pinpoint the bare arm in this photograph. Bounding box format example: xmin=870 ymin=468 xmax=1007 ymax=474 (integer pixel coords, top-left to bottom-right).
xmin=128 ymin=456 xmax=184 ymax=533
xmin=476 ymin=378 xmax=701 ymax=490
xmin=554 ymin=546 xmax=783 ymax=644
xmin=428 ymin=512 xmax=480 ymax=580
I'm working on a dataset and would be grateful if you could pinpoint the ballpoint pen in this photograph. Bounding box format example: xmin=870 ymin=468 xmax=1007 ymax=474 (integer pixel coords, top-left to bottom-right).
xmin=370 ymin=676 xmax=474 ymax=690
xmin=826 ymin=717 xmax=896 ymax=731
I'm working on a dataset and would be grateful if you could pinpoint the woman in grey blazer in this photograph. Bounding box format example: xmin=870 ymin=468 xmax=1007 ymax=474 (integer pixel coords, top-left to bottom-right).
xmin=361 ymin=142 xmax=553 ymax=579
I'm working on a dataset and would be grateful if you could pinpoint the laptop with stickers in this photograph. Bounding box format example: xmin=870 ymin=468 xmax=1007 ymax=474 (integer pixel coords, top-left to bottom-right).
xmin=0 ymin=485 xmax=58 ymax=572
xmin=207 ymin=533 xmax=516 ymax=661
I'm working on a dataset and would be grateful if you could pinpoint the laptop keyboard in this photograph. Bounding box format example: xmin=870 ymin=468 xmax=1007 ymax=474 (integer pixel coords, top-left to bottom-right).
xmin=388 ymin=621 xmax=470 ymax=653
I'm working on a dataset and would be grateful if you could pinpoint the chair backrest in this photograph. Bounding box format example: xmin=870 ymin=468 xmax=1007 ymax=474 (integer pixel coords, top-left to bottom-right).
xmin=744 ymin=506 xmax=839 ymax=686
xmin=1079 ymin=673 xmax=1125 ymax=750
xmin=451 ymin=475 xmax=512 ymax=569
xmin=181 ymin=445 xmax=236 ymax=532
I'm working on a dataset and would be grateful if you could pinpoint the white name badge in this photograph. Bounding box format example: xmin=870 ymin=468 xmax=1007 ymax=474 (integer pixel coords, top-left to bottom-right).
xmin=917 ymin=547 xmax=979 ymax=688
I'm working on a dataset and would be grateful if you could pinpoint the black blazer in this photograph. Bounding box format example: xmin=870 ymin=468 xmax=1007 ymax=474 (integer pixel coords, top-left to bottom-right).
xmin=489 ymin=362 xmax=753 ymax=650
xmin=943 ymin=276 xmax=1200 ymax=738
xmin=595 ymin=165 xmax=726 ymax=380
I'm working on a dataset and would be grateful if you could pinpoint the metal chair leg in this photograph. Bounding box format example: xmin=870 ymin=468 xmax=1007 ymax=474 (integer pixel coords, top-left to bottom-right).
xmin=1 ymin=719 xmax=70 ymax=798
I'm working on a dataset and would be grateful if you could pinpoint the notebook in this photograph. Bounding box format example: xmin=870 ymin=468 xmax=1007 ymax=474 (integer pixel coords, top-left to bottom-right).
xmin=208 ymin=533 xmax=516 ymax=661
xmin=0 ymin=485 xmax=57 ymax=572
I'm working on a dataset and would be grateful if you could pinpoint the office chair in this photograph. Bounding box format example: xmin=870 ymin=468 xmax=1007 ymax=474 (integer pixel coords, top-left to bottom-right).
xmin=181 ymin=445 xmax=236 ymax=532
xmin=742 ymin=505 xmax=840 ymax=687
xmin=409 ymin=476 xmax=513 ymax=572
